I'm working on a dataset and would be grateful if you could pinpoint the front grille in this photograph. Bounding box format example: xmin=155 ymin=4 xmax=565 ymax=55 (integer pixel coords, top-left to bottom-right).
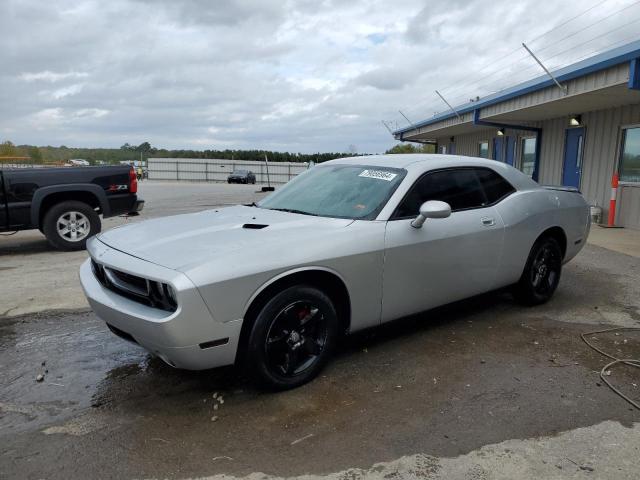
xmin=91 ymin=259 xmax=177 ymax=312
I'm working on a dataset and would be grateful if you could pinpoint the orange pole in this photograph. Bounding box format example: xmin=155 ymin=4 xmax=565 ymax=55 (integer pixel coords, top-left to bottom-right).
xmin=607 ymin=172 xmax=619 ymax=227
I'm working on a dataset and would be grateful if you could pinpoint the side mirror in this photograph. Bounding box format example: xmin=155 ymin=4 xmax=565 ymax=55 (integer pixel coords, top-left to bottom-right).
xmin=410 ymin=200 xmax=451 ymax=228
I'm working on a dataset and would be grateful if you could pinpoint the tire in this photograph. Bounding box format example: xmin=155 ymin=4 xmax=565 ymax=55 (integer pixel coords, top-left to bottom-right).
xmin=513 ymin=236 xmax=562 ymax=305
xmin=42 ymin=200 xmax=101 ymax=251
xmin=246 ymin=285 xmax=339 ymax=390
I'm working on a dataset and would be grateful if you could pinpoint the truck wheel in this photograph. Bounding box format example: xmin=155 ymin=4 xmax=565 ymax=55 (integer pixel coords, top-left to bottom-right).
xmin=513 ymin=236 xmax=562 ymax=305
xmin=246 ymin=285 xmax=339 ymax=390
xmin=42 ymin=200 xmax=101 ymax=251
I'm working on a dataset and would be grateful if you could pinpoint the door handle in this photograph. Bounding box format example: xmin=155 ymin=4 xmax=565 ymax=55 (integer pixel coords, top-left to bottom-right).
xmin=481 ymin=217 xmax=495 ymax=226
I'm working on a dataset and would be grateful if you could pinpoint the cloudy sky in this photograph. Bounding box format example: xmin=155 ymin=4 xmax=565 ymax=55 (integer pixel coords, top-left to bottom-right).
xmin=1 ymin=0 xmax=638 ymax=153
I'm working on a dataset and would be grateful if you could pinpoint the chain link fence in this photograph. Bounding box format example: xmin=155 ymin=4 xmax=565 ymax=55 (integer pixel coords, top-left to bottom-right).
xmin=147 ymin=158 xmax=309 ymax=184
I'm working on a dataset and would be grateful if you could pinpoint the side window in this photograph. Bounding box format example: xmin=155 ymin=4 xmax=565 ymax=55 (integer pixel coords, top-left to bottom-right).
xmin=474 ymin=168 xmax=515 ymax=204
xmin=478 ymin=141 xmax=489 ymax=158
xmin=394 ymin=169 xmax=488 ymax=218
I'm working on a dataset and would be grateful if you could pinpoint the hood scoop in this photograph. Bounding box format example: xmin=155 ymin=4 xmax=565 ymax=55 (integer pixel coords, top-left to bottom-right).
xmin=242 ymin=223 xmax=268 ymax=229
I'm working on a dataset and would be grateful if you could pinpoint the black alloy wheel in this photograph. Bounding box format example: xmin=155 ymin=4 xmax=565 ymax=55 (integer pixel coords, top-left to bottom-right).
xmin=265 ymin=301 xmax=328 ymax=376
xmin=246 ymin=285 xmax=339 ymax=390
xmin=513 ymin=236 xmax=562 ymax=305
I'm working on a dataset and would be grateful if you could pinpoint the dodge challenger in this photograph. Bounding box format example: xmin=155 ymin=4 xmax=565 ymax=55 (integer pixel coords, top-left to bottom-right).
xmin=80 ymin=154 xmax=590 ymax=389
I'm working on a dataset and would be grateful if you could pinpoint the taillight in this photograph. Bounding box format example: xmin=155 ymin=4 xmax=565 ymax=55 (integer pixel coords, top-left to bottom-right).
xmin=129 ymin=166 xmax=138 ymax=194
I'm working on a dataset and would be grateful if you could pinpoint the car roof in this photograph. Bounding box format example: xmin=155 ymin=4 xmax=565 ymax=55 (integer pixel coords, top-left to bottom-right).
xmin=323 ymin=154 xmax=539 ymax=190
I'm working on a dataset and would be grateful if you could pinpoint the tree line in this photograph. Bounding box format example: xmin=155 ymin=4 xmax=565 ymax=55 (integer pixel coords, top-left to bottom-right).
xmin=1 ymin=139 xmax=435 ymax=166
xmin=1 ymin=140 xmax=367 ymax=165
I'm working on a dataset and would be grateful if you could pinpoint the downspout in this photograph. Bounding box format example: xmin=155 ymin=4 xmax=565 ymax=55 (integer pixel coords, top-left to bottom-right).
xmin=473 ymin=109 xmax=542 ymax=182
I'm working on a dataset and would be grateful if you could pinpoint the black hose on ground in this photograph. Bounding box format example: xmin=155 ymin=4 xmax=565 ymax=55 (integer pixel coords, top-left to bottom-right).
xmin=581 ymin=327 xmax=640 ymax=410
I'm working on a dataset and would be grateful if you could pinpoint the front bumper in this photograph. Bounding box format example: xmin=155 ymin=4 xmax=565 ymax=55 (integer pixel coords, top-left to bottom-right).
xmin=79 ymin=239 xmax=242 ymax=370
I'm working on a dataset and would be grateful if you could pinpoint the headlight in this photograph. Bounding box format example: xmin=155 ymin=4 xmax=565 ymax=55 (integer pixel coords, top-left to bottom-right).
xmin=165 ymin=283 xmax=177 ymax=307
xmin=149 ymin=280 xmax=177 ymax=311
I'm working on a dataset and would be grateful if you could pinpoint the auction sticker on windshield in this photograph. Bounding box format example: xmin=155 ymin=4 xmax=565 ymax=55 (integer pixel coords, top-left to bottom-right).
xmin=358 ymin=169 xmax=398 ymax=181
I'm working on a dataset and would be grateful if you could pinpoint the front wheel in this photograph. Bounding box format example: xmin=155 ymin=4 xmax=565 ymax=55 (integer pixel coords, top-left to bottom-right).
xmin=246 ymin=285 xmax=339 ymax=390
xmin=513 ymin=236 xmax=562 ymax=305
xmin=42 ymin=200 xmax=101 ymax=251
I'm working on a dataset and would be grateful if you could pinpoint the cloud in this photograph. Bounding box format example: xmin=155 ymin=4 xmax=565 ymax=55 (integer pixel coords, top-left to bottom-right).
xmin=49 ymin=83 xmax=85 ymax=99
xmin=0 ymin=0 xmax=637 ymax=153
xmin=21 ymin=71 xmax=89 ymax=83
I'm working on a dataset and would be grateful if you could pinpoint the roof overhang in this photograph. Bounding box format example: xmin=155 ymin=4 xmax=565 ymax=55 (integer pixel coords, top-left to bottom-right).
xmin=396 ymin=40 xmax=640 ymax=142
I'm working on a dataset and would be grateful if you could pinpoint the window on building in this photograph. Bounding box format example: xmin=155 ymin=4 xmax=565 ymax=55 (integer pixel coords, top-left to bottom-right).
xmin=478 ymin=141 xmax=489 ymax=158
xmin=619 ymin=127 xmax=640 ymax=182
xmin=520 ymin=137 xmax=536 ymax=177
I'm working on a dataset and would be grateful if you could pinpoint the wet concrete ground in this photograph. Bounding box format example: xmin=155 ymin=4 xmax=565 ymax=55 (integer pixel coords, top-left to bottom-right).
xmin=1 ymin=245 xmax=639 ymax=479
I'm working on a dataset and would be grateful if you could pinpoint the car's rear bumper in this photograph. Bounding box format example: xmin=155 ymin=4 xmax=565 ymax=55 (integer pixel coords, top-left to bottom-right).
xmin=133 ymin=199 xmax=145 ymax=212
xmin=125 ymin=199 xmax=145 ymax=216
xmin=79 ymin=240 xmax=242 ymax=370
xmin=105 ymin=194 xmax=143 ymax=218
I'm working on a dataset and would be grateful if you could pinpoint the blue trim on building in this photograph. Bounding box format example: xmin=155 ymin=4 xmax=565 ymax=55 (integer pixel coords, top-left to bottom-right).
xmin=472 ymin=110 xmax=542 ymax=181
xmin=630 ymin=58 xmax=640 ymax=90
xmin=394 ymin=40 xmax=640 ymax=136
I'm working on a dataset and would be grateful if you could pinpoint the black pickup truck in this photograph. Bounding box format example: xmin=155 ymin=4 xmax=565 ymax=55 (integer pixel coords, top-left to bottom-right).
xmin=0 ymin=165 xmax=143 ymax=250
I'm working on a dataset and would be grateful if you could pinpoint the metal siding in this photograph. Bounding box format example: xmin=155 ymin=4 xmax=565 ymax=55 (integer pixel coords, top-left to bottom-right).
xmin=480 ymin=64 xmax=629 ymax=119
xmin=618 ymin=185 xmax=640 ymax=226
xmin=407 ymin=112 xmax=475 ymax=138
xmin=436 ymin=129 xmax=497 ymax=158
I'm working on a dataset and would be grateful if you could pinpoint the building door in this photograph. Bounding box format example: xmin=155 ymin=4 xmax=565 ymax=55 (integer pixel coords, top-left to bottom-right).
xmin=505 ymin=137 xmax=516 ymax=166
xmin=562 ymin=127 xmax=585 ymax=188
xmin=492 ymin=137 xmax=504 ymax=162
xmin=449 ymin=142 xmax=456 ymax=155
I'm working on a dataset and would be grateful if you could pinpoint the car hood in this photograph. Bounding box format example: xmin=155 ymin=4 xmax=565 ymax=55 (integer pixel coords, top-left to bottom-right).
xmin=97 ymin=205 xmax=354 ymax=271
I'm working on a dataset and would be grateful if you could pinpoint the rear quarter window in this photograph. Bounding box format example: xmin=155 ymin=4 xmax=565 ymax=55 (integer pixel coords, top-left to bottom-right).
xmin=475 ymin=168 xmax=516 ymax=204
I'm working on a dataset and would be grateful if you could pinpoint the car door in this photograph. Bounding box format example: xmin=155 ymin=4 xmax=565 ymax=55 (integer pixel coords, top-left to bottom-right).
xmin=382 ymin=168 xmax=505 ymax=322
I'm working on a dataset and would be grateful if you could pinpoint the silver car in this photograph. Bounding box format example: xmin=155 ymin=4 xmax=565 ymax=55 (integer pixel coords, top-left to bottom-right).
xmin=80 ymin=154 xmax=590 ymax=389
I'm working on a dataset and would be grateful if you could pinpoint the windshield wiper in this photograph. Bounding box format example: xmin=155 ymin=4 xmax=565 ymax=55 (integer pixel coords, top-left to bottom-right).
xmin=268 ymin=208 xmax=318 ymax=216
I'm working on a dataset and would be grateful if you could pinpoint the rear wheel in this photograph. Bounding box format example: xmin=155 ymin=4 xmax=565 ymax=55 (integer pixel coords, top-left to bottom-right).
xmin=42 ymin=200 xmax=101 ymax=251
xmin=513 ymin=236 xmax=562 ymax=305
xmin=246 ymin=285 xmax=339 ymax=390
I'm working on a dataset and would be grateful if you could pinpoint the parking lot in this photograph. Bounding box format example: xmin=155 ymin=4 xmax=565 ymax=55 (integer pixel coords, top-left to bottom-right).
xmin=1 ymin=181 xmax=639 ymax=479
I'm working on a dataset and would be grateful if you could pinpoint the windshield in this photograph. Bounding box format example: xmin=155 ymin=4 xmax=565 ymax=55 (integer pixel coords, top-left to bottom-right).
xmin=232 ymin=170 xmax=247 ymax=175
xmin=257 ymin=164 xmax=406 ymax=220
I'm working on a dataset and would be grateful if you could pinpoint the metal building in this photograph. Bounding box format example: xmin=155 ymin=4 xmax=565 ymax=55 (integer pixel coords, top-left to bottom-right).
xmin=394 ymin=40 xmax=640 ymax=229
